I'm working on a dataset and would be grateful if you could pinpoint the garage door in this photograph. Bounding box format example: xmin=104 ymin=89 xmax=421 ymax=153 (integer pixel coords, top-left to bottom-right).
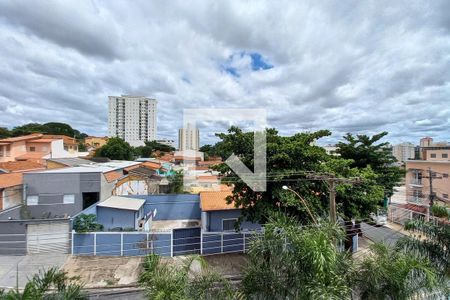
xmin=27 ymin=222 xmax=70 ymax=254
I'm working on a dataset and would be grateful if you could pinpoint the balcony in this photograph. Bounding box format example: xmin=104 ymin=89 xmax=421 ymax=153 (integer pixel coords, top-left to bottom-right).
xmin=409 ymin=179 xmax=423 ymax=187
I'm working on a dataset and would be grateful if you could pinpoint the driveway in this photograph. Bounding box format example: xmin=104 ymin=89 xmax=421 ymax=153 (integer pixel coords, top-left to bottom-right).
xmin=0 ymin=254 xmax=68 ymax=289
xmin=361 ymin=222 xmax=405 ymax=247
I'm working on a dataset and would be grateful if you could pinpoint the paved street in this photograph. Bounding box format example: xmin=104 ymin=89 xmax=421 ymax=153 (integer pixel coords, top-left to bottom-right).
xmin=0 ymin=254 xmax=68 ymax=289
xmin=361 ymin=222 xmax=405 ymax=247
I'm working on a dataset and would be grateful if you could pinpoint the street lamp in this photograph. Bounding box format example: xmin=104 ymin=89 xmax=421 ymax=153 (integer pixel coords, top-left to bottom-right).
xmin=282 ymin=185 xmax=318 ymax=225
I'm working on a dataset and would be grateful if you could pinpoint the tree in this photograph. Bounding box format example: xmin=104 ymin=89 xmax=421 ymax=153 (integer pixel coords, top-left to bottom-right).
xmin=73 ymin=214 xmax=103 ymax=232
xmin=135 ymin=141 xmax=175 ymax=158
xmin=169 ymin=170 xmax=184 ymax=193
xmin=398 ymin=219 xmax=450 ymax=276
xmin=9 ymin=122 xmax=88 ymax=140
xmin=0 ymin=127 xmax=10 ymax=139
xmin=0 ymin=267 xmax=87 ymax=299
xmin=355 ymin=243 xmax=446 ymax=299
xmin=242 ymin=213 xmax=352 ymax=299
xmin=95 ymin=137 xmax=135 ymax=160
xmin=336 ymin=132 xmax=404 ymax=197
xmin=213 ymin=126 xmax=333 ymax=225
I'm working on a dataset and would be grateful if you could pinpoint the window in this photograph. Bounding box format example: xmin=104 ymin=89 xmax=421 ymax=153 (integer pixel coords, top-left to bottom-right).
xmin=63 ymin=194 xmax=75 ymax=204
xmin=222 ymin=218 xmax=238 ymax=232
xmin=29 ymin=146 xmax=36 ymax=152
xmin=430 ymin=153 xmax=436 ymax=158
xmin=442 ymin=153 xmax=448 ymax=158
xmin=444 ymin=194 xmax=449 ymax=199
xmin=27 ymin=196 xmax=38 ymax=206
xmin=444 ymin=173 xmax=449 ymax=178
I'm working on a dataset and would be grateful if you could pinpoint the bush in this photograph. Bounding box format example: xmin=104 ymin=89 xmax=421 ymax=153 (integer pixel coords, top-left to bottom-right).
xmin=431 ymin=205 xmax=449 ymax=218
xmin=73 ymin=214 xmax=103 ymax=232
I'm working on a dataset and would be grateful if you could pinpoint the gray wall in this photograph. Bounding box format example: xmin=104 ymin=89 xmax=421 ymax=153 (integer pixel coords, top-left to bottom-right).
xmin=0 ymin=205 xmax=22 ymax=220
xmin=24 ymin=172 xmax=102 ymax=219
xmin=0 ymin=220 xmax=26 ymax=255
xmin=131 ymin=194 xmax=201 ymax=220
xmin=204 ymin=209 xmax=261 ymax=232
xmin=97 ymin=207 xmax=136 ymax=230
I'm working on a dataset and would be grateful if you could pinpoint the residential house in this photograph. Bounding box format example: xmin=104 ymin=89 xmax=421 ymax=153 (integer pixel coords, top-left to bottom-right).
xmin=84 ymin=136 xmax=108 ymax=150
xmin=42 ymin=135 xmax=79 ymax=153
xmin=173 ymin=150 xmax=204 ymax=165
xmin=0 ymin=173 xmax=23 ymax=211
xmin=96 ymin=196 xmax=145 ymax=230
xmin=0 ymin=134 xmax=87 ymax=164
xmin=200 ymin=191 xmax=261 ymax=232
xmin=23 ymin=161 xmax=140 ymax=219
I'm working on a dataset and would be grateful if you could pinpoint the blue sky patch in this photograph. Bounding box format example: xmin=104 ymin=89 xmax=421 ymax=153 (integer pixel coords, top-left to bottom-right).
xmin=221 ymin=51 xmax=273 ymax=77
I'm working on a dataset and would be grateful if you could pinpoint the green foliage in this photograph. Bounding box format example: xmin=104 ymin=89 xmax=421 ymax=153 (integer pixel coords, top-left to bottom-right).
xmin=135 ymin=141 xmax=175 ymax=158
xmin=139 ymin=254 xmax=238 ymax=300
xmin=336 ymin=132 xmax=404 ymax=197
xmin=355 ymin=243 xmax=446 ymax=299
xmin=0 ymin=267 xmax=86 ymax=299
xmin=78 ymin=141 xmax=87 ymax=152
xmin=242 ymin=213 xmax=352 ymax=299
xmin=399 ymin=219 xmax=450 ymax=276
xmin=10 ymin=122 xmax=87 ymax=140
xmin=214 ymin=126 xmax=333 ymax=224
xmin=0 ymin=127 xmax=10 ymax=139
xmin=73 ymin=214 xmax=103 ymax=233
xmin=431 ymin=205 xmax=449 ymax=218
xmin=169 ymin=170 xmax=184 ymax=193
xmin=95 ymin=137 xmax=135 ymax=160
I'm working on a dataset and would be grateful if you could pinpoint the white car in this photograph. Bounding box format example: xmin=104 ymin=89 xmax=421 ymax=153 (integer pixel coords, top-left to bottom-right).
xmin=370 ymin=210 xmax=387 ymax=226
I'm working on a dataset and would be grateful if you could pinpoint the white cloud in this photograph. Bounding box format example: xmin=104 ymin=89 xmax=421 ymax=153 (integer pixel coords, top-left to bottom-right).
xmin=0 ymin=0 xmax=449 ymax=145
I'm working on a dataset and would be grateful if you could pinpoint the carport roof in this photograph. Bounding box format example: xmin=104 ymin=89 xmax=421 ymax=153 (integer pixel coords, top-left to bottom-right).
xmin=97 ymin=196 xmax=145 ymax=211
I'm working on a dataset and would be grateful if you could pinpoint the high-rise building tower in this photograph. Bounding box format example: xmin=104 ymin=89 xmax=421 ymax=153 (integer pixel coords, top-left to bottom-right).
xmin=178 ymin=123 xmax=199 ymax=151
xmin=108 ymin=95 xmax=157 ymax=147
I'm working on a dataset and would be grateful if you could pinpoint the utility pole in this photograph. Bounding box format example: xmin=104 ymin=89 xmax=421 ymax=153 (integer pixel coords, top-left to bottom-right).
xmin=305 ymin=172 xmax=362 ymax=223
xmin=423 ymin=168 xmax=442 ymax=216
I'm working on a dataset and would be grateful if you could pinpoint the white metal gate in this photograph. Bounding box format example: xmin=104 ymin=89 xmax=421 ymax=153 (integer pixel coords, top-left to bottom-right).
xmin=27 ymin=222 xmax=70 ymax=254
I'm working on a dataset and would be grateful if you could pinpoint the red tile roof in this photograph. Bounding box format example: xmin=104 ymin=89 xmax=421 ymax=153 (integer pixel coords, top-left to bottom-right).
xmin=104 ymin=171 xmax=123 ymax=183
xmin=142 ymin=161 xmax=162 ymax=170
xmin=0 ymin=173 xmax=23 ymax=188
xmin=15 ymin=152 xmax=48 ymax=160
xmin=0 ymin=133 xmax=43 ymax=143
xmin=0 ymin=161 xmax=45 ymax=172
xmin=200 ymin=191 xmax=239 ymax=211
xmin=42 ymin=135 xmax=77 ymax=145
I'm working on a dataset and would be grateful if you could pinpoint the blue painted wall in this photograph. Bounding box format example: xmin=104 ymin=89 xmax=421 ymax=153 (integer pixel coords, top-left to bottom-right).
xmin=72 ymin=232 xmax=172 ymax=256
xmin=129 ymin=194 xmax=201 ymax=220
xmin=205 ymin=209 xmax=261 ymax=232
xmin=97 ymin=207 xmax=136 ymax=230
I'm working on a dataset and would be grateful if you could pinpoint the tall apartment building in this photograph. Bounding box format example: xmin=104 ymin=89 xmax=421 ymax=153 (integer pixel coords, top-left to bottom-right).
xmin=392 ymin=142 xmax=415 ymax=163
xmin=178 ymin=123 xmax=199 ymax=151
xmin=108 ymin=95 xmax=157 ymax=147
xmin=405 ymin=137 xmax=450 ymax=206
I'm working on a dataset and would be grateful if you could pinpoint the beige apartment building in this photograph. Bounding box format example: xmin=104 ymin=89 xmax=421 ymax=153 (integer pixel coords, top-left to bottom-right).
xmin=406 ymin=145 xmax=450 ymax=206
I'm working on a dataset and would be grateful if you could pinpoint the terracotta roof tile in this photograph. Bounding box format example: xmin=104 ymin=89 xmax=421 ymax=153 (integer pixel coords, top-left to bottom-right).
xmin=142 ymin=161 xmax=162 ymax=170
xmin=197 ymin=175 xmax=219 ymax=182
xmin=0 ymin=161 xmax=45 ymax=172
xmin=0 ymin=173 xmax=23 ymax=188
xmin=42 ymin=135 xmax=77 ymax=145
xmin=0 ymin=133 xmax=42 ymax=143
xmin=104 ymin=171 xmax=123 ymax=183
xmin=15 ymin=152 xmax=48 ymax=160
xmin=200 ymin=191 xmax=239 ymax=211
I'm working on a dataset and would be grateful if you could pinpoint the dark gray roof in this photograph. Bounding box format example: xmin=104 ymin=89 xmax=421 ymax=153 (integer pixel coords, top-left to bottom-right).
xmin=46 ymin=157 xmax=93 ymax=167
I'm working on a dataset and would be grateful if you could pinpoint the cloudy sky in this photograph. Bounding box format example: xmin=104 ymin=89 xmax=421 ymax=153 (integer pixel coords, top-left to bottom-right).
xmin=0 ymin=1 xmax=449 ymax=145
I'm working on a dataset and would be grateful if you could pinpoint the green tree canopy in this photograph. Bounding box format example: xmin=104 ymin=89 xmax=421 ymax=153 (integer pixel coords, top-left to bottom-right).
xmin=336 ymin=132 xmax=404 ymax=197
xmin=135 ymin=141 xmax=175 ymax=158
xmin=212 ymin=126 xmax=386 ymax=223
xmin=9 ymin=122 xmax=88 ymax=140
xmin=0 ymin=127 xmax=10 ymax=139
xmin=95 ymin=137 xmax=135 ymax=160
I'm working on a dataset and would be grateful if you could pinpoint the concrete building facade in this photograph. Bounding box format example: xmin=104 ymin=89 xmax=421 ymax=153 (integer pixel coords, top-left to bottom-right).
xmin=392 ymin=142 xmax=415 ymax=163
xmin=108 ymin=95 xmax=157 ymax=147
xmin=178 ymin=123 xmax=199 ymax=151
